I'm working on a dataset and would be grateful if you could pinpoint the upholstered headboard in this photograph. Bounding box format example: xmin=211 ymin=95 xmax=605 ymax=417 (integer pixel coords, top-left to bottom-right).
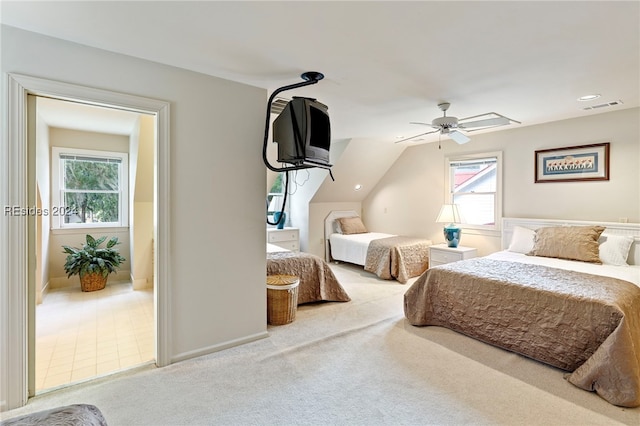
xmin=323 ymin=210 xmax=360 ymax=261
xmin=502 ymin=217 xmax=640 ymax=266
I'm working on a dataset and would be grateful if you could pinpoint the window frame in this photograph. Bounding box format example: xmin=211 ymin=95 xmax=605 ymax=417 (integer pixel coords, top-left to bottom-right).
xmin=51 ymin=146 xmax=129 ymax=229
xmin=444 ymin=151 xmax=503 ymax=234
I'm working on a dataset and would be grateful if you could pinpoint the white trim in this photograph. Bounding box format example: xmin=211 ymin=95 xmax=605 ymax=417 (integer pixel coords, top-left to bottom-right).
xmin=1 ymin=73 xmax=171 ymax=411
xmin=170 ymin=332 xmax=269 ymax=364
xmin=445 ymin=151 xmax=503 ymax=233
xmin=51 ymin=147 xmax=129 ymax=229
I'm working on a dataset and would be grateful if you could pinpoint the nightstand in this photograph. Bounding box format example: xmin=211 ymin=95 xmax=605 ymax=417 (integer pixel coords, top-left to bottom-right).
xmin=267 ymin=228 xmax=300 ymax=251
xmin=429 ymin=244 xmax=477 ymax=267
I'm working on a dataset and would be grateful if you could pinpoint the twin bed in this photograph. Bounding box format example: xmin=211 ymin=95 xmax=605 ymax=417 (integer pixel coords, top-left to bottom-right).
xmin=267 ymin=243 xmax=351 ymax=305
xmin=404 ymin=217 xmax=640 ymax=407
xmin=325 ymin=210 xmax=432 ymax=283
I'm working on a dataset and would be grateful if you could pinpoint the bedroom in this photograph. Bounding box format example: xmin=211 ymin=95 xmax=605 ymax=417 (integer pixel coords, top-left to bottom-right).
xmin=1 ymin=0 xmax=639 ymax=420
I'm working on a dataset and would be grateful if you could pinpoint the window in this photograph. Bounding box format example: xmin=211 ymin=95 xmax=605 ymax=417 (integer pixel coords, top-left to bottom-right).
xmin=267 ymin=173 xmax=285 ymax=218
xmin=446 ymin=151 xmax=502 ymax=230
xmin=52 ymin=147 xmax=128 ymax=229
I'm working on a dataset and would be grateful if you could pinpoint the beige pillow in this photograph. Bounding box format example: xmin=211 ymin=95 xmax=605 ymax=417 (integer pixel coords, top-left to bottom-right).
xmin=337 ymin=216 xmax=368 ymax=235
xmin=527 ymin=225 xmax=605 ymax=264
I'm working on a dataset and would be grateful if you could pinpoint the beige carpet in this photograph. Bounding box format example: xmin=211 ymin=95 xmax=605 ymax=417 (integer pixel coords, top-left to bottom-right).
xmin=1 ymin=262 xmax=638 ymax=425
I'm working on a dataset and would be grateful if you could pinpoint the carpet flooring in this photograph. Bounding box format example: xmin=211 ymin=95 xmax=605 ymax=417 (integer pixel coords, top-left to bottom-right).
xmin=1 ymin=262 xmax=638 ymax=425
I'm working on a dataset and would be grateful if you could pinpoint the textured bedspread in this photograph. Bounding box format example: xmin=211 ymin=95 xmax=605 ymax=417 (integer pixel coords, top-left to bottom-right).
xmin=267 ymin=251 xmax=351 ymax=304
xmin=404 ymin=257 xmax=640 ymax=407
xmin=365 ymin=236 xmax=431 ymax=283
xmin=0 ymin=404 xmax=107 ymax=425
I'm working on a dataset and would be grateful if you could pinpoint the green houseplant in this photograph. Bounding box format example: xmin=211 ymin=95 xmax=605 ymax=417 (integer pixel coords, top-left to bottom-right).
xmin=63 ymin=234 xmax=126 ymax=292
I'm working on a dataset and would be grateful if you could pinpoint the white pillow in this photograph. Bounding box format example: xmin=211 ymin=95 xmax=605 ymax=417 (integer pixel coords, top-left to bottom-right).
xmin=508 ymin=226 xmax=536 ymax=254
xmin=599 ymin=234 xmax=633 ymax=266
xmin=333 ymin=221 xmax=343 ymax=234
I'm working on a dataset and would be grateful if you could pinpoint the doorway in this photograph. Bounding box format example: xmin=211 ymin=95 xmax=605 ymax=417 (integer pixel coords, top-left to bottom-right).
xmin=31 ymin=96 xmax=156 ymax=393
xmin=2 ymin=73 xmax=171 ymax=409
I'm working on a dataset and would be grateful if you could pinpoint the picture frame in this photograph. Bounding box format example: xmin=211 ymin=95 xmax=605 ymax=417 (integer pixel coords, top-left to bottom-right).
xmin=534 ymin=142 xmax=610 ymax=183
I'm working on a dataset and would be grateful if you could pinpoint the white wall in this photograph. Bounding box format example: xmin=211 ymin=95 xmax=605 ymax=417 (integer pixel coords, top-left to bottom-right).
xmin=35 ymin=100 xmax=51 ymax=303
xmin=363 ymin=107 xmax=640 ymax=256
xmin=131 ymin=114 xmax=155 ymax=289
xmin=1 ymin=25 xmax=267 ymax=408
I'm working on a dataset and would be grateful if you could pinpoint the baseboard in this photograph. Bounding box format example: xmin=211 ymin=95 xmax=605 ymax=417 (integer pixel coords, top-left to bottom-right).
xmin=170 ymin=331 xmax=269 ymax=364
xmin=132 ymin=277 xmax=152 ymax=290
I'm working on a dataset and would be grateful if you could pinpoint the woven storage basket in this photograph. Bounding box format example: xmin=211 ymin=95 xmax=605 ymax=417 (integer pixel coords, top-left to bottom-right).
xmin=266 ymin=274 xmax=300 ymax=325
xmin=80 ymin=272 xmax=108 ymax=292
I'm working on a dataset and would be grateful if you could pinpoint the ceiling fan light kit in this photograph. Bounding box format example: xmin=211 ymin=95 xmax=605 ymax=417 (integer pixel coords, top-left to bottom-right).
xmin=396 ymin=101 xmax=520 ymax=145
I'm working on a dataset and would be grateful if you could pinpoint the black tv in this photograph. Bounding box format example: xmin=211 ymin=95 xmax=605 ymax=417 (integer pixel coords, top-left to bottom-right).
xmin=273 ymin=97 xmax=332 ymax=168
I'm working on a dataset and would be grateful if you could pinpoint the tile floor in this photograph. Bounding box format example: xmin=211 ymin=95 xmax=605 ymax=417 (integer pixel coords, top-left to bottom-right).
xmin=35 ymin=281 xmax=154 ymax=393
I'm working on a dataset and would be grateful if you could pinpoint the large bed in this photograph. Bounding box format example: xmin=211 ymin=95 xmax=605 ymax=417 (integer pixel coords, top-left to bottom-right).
xmin=325 ymin=210 xmax=432 ymax=284
xmin=404 ymin=217 xmax=640 ymax=407
xmin=267 ymin=243 xmax=351 ymax=305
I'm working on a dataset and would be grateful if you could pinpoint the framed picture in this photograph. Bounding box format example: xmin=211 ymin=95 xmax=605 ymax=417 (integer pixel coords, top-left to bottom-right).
xmin=535 ymin=142 xmax=610 ymax=183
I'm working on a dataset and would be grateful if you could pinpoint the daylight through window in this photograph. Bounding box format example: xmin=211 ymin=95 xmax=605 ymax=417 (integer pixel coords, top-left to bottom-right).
xmin=447 ymin=152 xmax=501 ymax=229
xmin=52 ymin=148 xmax=128 ymax=228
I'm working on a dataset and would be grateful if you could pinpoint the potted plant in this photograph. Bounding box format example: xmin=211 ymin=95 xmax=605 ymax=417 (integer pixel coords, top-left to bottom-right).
xmin=63 ymin=234 xmax=126 ymax=292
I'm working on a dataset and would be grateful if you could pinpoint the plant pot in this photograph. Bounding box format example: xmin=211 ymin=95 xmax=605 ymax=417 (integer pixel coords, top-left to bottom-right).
xmin=80 ymin=272 xmax=108 ymax=292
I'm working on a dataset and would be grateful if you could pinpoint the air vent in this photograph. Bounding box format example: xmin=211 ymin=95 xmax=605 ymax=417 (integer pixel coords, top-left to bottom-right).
xmin=582 ymin=100 xmax=624 ymax=111
xmin=270 ymin=97 xmax=290 ymax=115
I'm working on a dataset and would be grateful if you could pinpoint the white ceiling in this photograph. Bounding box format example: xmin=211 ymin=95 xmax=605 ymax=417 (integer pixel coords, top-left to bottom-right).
xmin=36 ymin=97 xmax=142 ymax=135
xmin=2 ymin=1 xmax=639 ymax=144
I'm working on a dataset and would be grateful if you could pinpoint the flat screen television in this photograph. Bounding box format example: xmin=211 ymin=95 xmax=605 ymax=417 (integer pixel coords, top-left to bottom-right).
xmin=273 ymin=96 xmax=332 ymax=168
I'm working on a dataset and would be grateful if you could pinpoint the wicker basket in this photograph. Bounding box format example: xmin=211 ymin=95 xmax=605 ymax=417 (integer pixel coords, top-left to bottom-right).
xmin=266 ymin=274 xmax=300 ymax=325
xmin=80 ymin=272 xmax=108 ymax=292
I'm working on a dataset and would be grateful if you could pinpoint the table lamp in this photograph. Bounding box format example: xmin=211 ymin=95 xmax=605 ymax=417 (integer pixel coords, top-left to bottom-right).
xmin=436 ymin=204 xmax=462 ymax=248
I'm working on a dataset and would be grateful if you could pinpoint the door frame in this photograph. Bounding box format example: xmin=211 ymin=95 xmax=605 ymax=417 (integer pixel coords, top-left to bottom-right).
xmin=1 ymin=73 xmax=171 ymax=411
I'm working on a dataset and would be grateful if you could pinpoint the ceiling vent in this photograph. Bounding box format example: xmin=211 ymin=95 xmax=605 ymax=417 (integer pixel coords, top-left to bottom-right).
xmin=270 ymin=97 xmax=290 ymax=115
xmin=582 ymin=100 xmax=624 ymax=111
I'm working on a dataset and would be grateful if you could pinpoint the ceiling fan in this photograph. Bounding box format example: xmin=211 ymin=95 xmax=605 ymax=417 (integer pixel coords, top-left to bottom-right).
xmin=395 ymin=102 xmax=520 ymax=145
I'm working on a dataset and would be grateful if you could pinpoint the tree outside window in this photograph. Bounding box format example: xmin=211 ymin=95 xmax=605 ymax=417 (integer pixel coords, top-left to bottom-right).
xmin=52 ymin=147 xmax=128 ymax=229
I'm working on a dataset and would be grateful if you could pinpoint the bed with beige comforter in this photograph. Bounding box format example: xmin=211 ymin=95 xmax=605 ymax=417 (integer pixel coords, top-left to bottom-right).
xmin=404 ymin=255 xmax=640 ymax=407
xmin=364 ymin=236 xmax=431 ymax=284
xmin=267 ymin=251 xmax=351 ymax=305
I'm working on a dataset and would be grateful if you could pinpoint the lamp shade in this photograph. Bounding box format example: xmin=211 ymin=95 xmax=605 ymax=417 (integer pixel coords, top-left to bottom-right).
xmin=435 ymin=204 xmax=462 ymax=248
xmin=435 ymin=204 xmax=462 ymax=224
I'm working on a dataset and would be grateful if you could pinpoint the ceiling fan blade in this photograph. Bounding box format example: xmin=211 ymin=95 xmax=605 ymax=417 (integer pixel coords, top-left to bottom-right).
xmin=394 ymin=129 xmax=440 ymax=144
xmin=409 ymin=121 xmax=433 ymax=127
xmin=449 ymin=130 xmax=471 ymax=144
xmin=458 ymin=117 xmax=510 ymax=129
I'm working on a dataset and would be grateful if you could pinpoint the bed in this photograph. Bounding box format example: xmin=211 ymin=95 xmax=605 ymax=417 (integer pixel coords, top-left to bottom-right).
xmin=404 ymin=217 xmax=640 ymax=407
xmin=324 ymin=210 xmax=432 ymax=284
xmin=267 ymin=243 xmax=351 ymax=305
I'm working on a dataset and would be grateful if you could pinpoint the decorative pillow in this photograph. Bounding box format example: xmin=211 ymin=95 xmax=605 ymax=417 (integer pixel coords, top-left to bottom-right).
xmin=337 ymin=216 xmax=368 ymax=235
xmin=599 ymin=234 xmax=633 ymax=266
xmin=527 ymin=225 xmax=605 ymax=264
xmin=507 ymin=226 xmax=536 ymax=254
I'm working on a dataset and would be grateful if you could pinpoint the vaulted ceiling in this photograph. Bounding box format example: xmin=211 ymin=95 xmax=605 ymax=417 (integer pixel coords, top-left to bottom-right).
xmin=3 ymin=1 xmax=638 ymax=145
xmin=4 ymin=1 xmax=638 ymax=204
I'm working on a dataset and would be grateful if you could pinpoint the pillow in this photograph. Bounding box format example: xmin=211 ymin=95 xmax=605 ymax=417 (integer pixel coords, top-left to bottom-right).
xmin=507 ymin=226 xmax=536 ymax=254
xmin=333 ymin=221 xmax=343 ymax=234
xmin=336 ymin=216 xmax=368 ymax=235
xmin=599 ymin=234 xmax=633 ymax=266
xmin=527 ymin=225 xmax=605 ymax=264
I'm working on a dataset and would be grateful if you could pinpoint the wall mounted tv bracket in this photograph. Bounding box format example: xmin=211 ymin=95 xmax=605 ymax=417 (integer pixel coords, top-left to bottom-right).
xmin=262 ymin=71 xmax=334 ymax=180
